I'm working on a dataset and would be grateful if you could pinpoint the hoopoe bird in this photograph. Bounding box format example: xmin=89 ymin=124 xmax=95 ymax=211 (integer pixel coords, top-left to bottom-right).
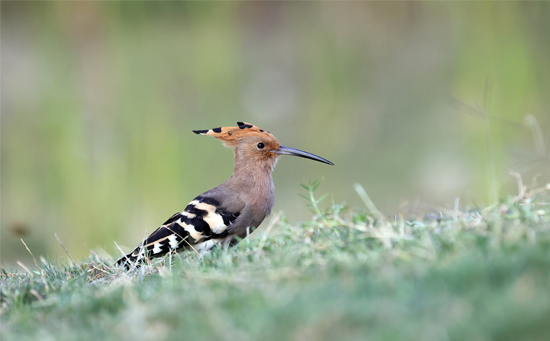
xmin=116 ymin=122 xmax=333 ymax=268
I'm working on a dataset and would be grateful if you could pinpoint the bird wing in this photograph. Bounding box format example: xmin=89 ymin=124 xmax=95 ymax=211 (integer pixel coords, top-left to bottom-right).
xmin=116 ymin=194 xmax=244 ymax=266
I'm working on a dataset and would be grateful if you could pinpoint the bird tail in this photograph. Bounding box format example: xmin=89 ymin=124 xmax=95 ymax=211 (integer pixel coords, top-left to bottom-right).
xmin=114 ymin=247 xmax=147 ymax=269
xmin=114 ymin=253 xmax=136 ymax=269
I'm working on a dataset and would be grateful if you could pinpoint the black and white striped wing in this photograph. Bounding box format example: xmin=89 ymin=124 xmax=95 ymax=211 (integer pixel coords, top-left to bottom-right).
xmin=116 ymin=196 xmax=241 ymax=267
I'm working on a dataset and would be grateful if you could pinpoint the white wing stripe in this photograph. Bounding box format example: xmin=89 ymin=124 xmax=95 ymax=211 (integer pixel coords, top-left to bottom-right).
xmin=152 ymin=242 xmax=163 ymax=254
xmin=194 ymin=239 xmax=222 ymax=253
xmin=193 ymin=202 xmax=230 ymax=234
xmin=168 ymin=234 xmax=179 ymax=249
xmin=204 ymin=213 xmax=226 ymax=233
xmin=181 ymin=211 xmax=196 ymax=219
xmin=180 ymin=223 xmax=204 ymax=242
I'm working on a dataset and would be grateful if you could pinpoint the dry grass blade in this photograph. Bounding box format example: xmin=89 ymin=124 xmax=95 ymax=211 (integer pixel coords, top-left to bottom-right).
xmin=354 ymin=183 xmax=384 ymax=220
xmin=256 ymin=211 xmax=282 ymax=255
xmin=55 ymin=233 xmax=76 ymax=267
xmin=29 ymin=289 xmax=43 ymax=301
xmin=16 ymin=261 xmax=34 ymax=277
xmin=509 ymin=170 xmax=527 ymax=200
xmin=20 ymin=239 xmax=43 ymax=271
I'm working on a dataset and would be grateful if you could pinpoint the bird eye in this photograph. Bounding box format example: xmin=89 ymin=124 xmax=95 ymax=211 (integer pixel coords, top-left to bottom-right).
xmin=257 ymin=142 xmax=265 ymax=149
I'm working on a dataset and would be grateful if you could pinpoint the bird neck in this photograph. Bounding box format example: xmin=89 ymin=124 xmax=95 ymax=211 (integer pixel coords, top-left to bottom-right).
xmin=231 ymin=156 xmax=275 ymax=190
xmin=227 ymin=152 xmax=277 ymax=211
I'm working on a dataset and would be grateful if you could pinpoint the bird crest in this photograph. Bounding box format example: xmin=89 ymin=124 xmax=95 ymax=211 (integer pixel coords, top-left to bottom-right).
xmin=193 ymin=122 xmax=275 ymax=147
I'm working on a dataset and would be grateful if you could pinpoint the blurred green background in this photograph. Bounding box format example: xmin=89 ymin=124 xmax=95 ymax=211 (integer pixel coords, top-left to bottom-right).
xmin=2 ymin=1 xmax=549 ymax=264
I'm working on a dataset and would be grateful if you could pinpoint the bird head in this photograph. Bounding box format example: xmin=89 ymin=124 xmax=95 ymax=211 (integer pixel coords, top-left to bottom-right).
xmin=193 ymin=122 xmax=334 ymax=167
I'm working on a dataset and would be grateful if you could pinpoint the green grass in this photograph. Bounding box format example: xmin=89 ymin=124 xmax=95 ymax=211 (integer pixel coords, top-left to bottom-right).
xmin=2 ymin=183 xmax=550 ymax=341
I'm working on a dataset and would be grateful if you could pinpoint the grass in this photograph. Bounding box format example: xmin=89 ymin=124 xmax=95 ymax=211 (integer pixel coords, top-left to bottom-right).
xmin=2 ymin=182 xmax=550 ymax=341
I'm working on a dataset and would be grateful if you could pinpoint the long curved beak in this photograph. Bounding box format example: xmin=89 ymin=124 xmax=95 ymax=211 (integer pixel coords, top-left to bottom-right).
xmin=274 ymin=145 xmax=334 ymax=165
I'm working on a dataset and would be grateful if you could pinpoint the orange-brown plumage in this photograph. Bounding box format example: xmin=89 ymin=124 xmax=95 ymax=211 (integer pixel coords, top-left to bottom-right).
xmin=116 ymin=122 xmax=332 ymax=268
xmin=194 ymin=122 xmax=275 ymax=145
xmin=195 ymin=122 xmax=279 ymax=160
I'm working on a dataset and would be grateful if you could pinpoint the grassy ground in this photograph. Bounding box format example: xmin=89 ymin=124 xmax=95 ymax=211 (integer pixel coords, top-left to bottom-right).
xmin=2 ymin=182 xmax=550 ymax=341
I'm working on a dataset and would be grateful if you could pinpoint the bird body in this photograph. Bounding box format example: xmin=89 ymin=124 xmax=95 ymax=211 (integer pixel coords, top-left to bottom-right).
xmin=116 ymin=122 xmax=333 ymax=267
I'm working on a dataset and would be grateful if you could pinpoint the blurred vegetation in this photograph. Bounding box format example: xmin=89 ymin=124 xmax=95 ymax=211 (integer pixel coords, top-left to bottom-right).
xmin=2 ymin=2 xmax=550 ymax=263
xmin=2 ymin=183 xmax=550 ymax=340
